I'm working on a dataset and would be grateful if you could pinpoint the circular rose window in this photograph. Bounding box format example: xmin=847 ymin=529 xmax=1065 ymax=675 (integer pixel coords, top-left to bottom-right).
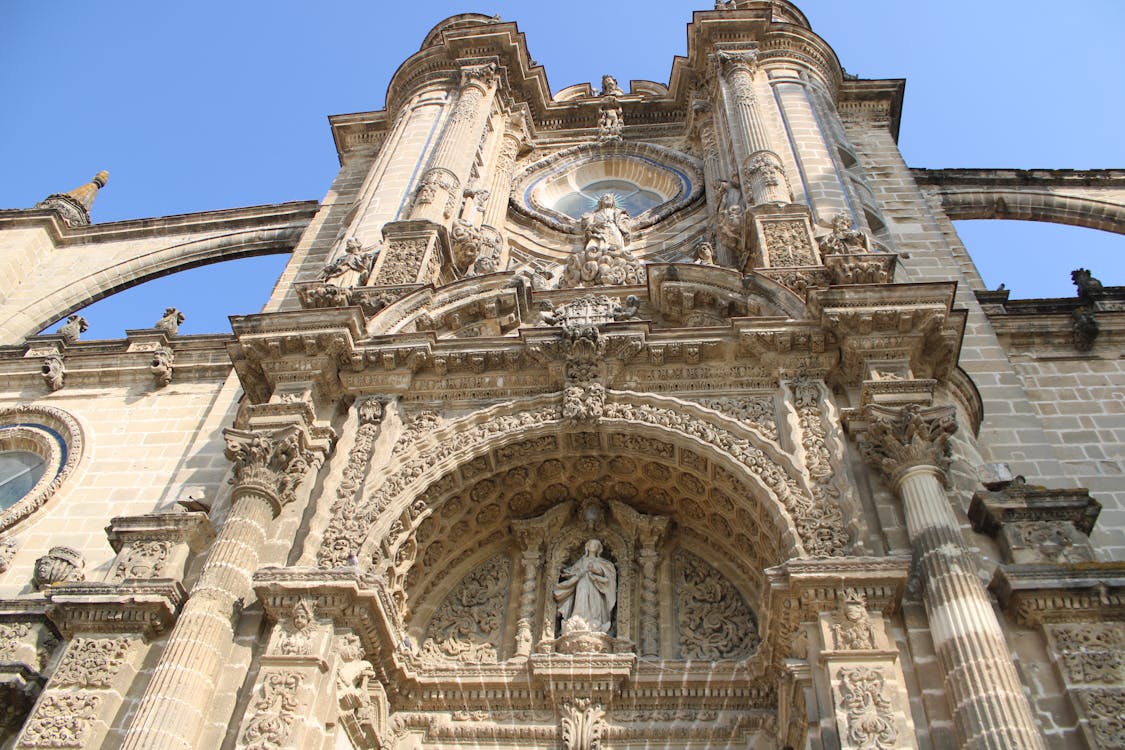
xmin=511 ymin=142 xmax=704 ymax=233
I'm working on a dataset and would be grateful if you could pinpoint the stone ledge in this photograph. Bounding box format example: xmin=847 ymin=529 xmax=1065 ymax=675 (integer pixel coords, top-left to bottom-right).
xmin=990 ymin=562 xmax=1125 ymax=626
xmin=46 ymin=580 xmax=186 ymax=639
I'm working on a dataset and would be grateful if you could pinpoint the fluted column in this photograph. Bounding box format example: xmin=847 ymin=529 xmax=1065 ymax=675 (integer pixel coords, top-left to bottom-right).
xmin=712 ymin=49 xmax=791 ymax=206
xmin=121 ymin=426 xmax=318 ymax=750
xmin=857 ymin=404 xmax=1045 ymax=750
xmin=409 ymin=62 xmax=499 ymax=225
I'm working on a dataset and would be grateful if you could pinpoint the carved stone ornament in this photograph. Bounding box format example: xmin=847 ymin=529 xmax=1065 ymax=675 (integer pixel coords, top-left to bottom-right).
xmin=241 ymin=672 xmax=302 ymax=750
xmin=413 ymin=168 xmax=460 ymax=217
xmin=150 ymin=346 xmax=173 ymax=388
xmin=32 ymin=546 xmax=86 ymax=590
xmin=856 ymin=404 xmax=958 ymax=487
xmin=599 ymin=74 xmax=625 ymax=97
xmin=598 ymin=101 xmax=624 ymax=143
xmin=818 ymin=213 xmax=869 ymax=255
xmin=450 ymin=220 xmax=501 ymax=277
xmin=837 ymin=666 xmax=899 ymax=750
xmin=560 ymin=194 xmax=644 ymax=288
xmin=334 ymin=633 xmax=378 ymax=719
xmin=276 ymin=598 xmax=317 ymax=656
xmin=760 ymin=217 xmax=816 ymax=267
xmin=113 ymin=540 xmax=172 ymax=581
xmin=223 ymin=426 xmax=316 ymax=513
xmin=17 ymin=693 xmax=101 ymax=748
xmin=56 ymin=315 xmax=88 ymax=344
xmin=562 ymin=325 xmax=608 ymax=423
xmin=0 ymin=536 xmax=18 ymax=572
xmin=41 ymin=353 xmax=64 ymax=392
xmin=1075 ymin=689 xmax=1125 ymax=749
xmin=316 ymin=237 xmax=377 ymax=289
xmin=561 ymin=698 xmax=607 ymax=750
xmin=372 ymin=236 xmax=430 ymax=286
xmin=420 ymin=553 xmax=511 ymax=664
xmin=1050 ymin=623 xmax=1125 ymax=686
xmin=153 ymin=307 xmax=185 ymax=335
xmin=555 ymin=539 xmax=617 ymax=634
xmin=831 ymin=589 xmax=877 ymax=650
xmin=673 ymin=550 xmax=759 ymax=659
xmin=51 ymin=637 xmax=132 ymax=689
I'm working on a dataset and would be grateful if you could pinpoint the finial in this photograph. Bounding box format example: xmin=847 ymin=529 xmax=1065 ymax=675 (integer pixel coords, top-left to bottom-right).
xmin=35 ymin=170 xmax=110 ymax=227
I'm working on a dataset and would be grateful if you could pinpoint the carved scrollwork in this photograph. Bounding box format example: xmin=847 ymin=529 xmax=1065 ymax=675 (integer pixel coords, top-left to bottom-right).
xmin=837 ymin=666 xmax=898 ymax=750
xmin=1050 ymin=623 xmax=1125 ymax=685
xmin=673 ymin=550 xmax=759 ymax=659
xmin=419 ymin=553 xmax=511 ymax=664
xmin=241 ymin=672 xmax=302 ymax=750
xmin=51 ymin=637 xmax=132 ymax=689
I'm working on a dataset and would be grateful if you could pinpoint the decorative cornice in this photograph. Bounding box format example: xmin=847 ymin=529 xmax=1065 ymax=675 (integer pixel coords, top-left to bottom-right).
xmin=45 ymin=580 xmax=186 ymax=639
xmin=990 ymin=563 xmax=1125 ymax=626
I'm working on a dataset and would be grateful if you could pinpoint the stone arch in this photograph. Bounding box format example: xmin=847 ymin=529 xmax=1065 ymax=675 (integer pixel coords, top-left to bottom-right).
xmin=937 ymin=190 xmax=1125 ymax=234
xmin=1 ymin=224 xmax=304 ymax=343
xmin=317 ymin=390 xmax=850 ymax=627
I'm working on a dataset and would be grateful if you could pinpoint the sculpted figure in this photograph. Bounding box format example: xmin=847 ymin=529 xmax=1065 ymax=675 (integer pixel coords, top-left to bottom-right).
xmin=598 ymin=103 xmax=623 ymax=142
xmin=716 ymin=174 xmax=744 ymax=251
xmin=693 ymin=240 xmax=716 ymax=265
xmin=560 ymin=194 xmax=644 ymax=288
xmin=817 ymin=213 xmax=867 ymax=255
xmin=600 ymin=74 xmax=625 ymax=97
xmin=154 ymin=307 xmax=185 ymax=335
xmin=318 ymin=237 xmax=376 ymax=288
xmin=554 ymin=539 xmax=617 ymax=632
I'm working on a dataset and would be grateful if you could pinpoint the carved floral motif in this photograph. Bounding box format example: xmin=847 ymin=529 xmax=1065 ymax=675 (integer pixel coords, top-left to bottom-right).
xmin=694 ymin=396 xmax=778 ymax=441
xmin=673 ymin=550 xmax=759 ymax=659
xmin=372 ymin=238 xmax=429 ymax=286
xmin=1051 ymin=624 xmax=1125 ymax=685
xmin=1076 ymin=690 xmax=1125 ymax=749
xmin=420 ymin=553 xmax=511 ymax=664
xmin=51 ymin=637 xmax=132 ymax=689
xmin=241 ymin=672 xmax=302 ymax=750
xmin=18 ymin=693 xmax=101 ymax=748
xmin=223 ymin=426 xmax=315 ymax=511
xmin=837 ymin=666 xmax=898 ymax=750
xmin=858 ymin=404 xmax=957 ymax=486
xmin=761 ymin=219 xmax=816 ymax=267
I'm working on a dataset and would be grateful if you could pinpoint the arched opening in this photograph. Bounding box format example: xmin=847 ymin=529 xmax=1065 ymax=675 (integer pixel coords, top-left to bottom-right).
xmin=39 ymin=254 xmax=289 ymax=338
xmin=954 ymin=220 xmax=1122 ymax=298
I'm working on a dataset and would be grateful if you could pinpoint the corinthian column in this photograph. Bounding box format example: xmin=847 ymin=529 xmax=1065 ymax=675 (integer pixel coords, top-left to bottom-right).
xmin=409 ymin=62 xmax=499 ymax=225
xmin=121 ymin=425 xmax=318 ymax=750
xmin=712 ymin=49 xmax=790 ymax=206
xmin=856 ymin=404 xmax=1045 ymax=750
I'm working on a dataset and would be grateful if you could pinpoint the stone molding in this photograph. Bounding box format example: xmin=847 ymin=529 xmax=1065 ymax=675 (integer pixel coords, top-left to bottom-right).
xmin=0 ymin=405 xmax=84 ymax=534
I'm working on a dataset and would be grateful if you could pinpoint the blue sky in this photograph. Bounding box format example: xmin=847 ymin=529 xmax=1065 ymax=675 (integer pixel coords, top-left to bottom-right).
xmin=1 ymin=1 xmax=1121 ymax=337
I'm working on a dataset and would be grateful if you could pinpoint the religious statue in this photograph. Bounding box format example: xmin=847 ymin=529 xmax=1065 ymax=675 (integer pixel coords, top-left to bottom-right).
xmin=693 ymin=239 xmax=716 ymax=265
xmin=317 ymin=237 xmax=377 ymax=288
xmin=559 ymin=194 xmax=644 ymax=287
xmin=599 ymin=74 xmax=625 ymax=97
xmin=598 ymin=103 xmax=623 ymax=142
xmin=554 ymin=539 xmax=617 ymax=633
xmin=817 ymin=212 xmax=868 ymax=255
xmin=715 ymin=174 xmax=744 ymax=251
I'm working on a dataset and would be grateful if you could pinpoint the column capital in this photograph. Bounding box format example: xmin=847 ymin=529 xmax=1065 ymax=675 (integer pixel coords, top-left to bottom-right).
xmin=852 ymin=403 xmax=957 ymax=489
xmin=459 ymin=61 xmax=499 ymax=92
xmin=223 ymin=425 xmax=318 ymax=515
xmin=711 ymin=47 xmax=759 ymax=78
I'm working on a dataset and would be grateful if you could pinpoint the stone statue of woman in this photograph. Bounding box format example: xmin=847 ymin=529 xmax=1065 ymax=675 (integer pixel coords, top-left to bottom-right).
xmin=554 ymin=539 xmax=617 ymax=633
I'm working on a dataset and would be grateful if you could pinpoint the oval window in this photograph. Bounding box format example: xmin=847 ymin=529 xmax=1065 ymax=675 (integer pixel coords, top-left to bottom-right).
xmin=0 ymin=450 xmax=47 ymax=511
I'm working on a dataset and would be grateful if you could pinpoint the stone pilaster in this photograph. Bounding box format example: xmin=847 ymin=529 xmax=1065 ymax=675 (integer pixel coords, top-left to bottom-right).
xmin=854 ymin=403 xmax=1046 ymax=750
xmin=120 ymin=423 xmax=323 ymax=750
xmin=513 ymin=526 xmax=544 ymax=659
xmin=712 ymin=49 xmax=791 ymax=206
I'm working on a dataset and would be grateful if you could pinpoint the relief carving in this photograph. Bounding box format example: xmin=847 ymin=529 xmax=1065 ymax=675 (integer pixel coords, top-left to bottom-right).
xmin=17 ymin=693 xmax=101 ymax=748
xmin=241 ymin=672 xmax=302 ymax=750
xmin=560 ymin=698 xmax=606 ymax=750
xmin=51 ymin=637 xmax=132 ymax=689
xmin=817 ymin=213 xmax=868 ymax=255
xmin=837 ymin=666 xmax=898 ymax=750
xmin=276 ymin=599 xmax=317 ymax=656
xmin=0 ymin=536 xmax=18 ymax=572
xmin=420 ymin=553 xmax=511 ymax=664
xmin=1076 ymin=690 xmax=1125 ymax=749
xmin=761 ymin=219 xmax=816 ymax=267
xmin=41 ymin=354 xmax=64 ymax=392
xmin=113 ymin=540 xmax=172 ymax=581
xmin=316 ymin=237 xmax=377 ymax=289
xmin=831 ymin=589 xmax=877 ymax=650
xmin=223 ymin=426 xmax=315 ymax=511
xmin=1051 ymin=624 xmax=1125 ymax=685
xmin=673 ymin=550 xmax=759 ymax=659
xmin=149 ymin=347 xmax=174 ymax=388
xmin=372 ymin=238 xmax=429 ymax=286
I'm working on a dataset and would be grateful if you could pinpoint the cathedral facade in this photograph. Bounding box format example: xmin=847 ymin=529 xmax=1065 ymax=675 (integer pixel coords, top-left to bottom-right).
xmin=1 ymin=2 xmax=1123 ymax=749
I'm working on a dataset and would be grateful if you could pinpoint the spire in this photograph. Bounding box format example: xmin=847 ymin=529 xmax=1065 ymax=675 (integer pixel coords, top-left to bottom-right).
xmin=35 ymin=170 xmax=109 ymax=226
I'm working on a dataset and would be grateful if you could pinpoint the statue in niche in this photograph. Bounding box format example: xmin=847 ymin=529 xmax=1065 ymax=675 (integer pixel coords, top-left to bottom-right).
xmin=317 ymin=237 xmax=377 ymax=288
xmin=560 ymin=194 xmax=644 ymax=288
xmin=554 ymin=539 xmax=617 ymax=633
xmin=715 ymin=174 xmax=744 ymax=252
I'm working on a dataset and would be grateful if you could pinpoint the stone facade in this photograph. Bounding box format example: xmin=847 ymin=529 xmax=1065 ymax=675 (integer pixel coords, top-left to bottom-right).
xmin=0 ymin=2 xmax=1121 ymax=749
